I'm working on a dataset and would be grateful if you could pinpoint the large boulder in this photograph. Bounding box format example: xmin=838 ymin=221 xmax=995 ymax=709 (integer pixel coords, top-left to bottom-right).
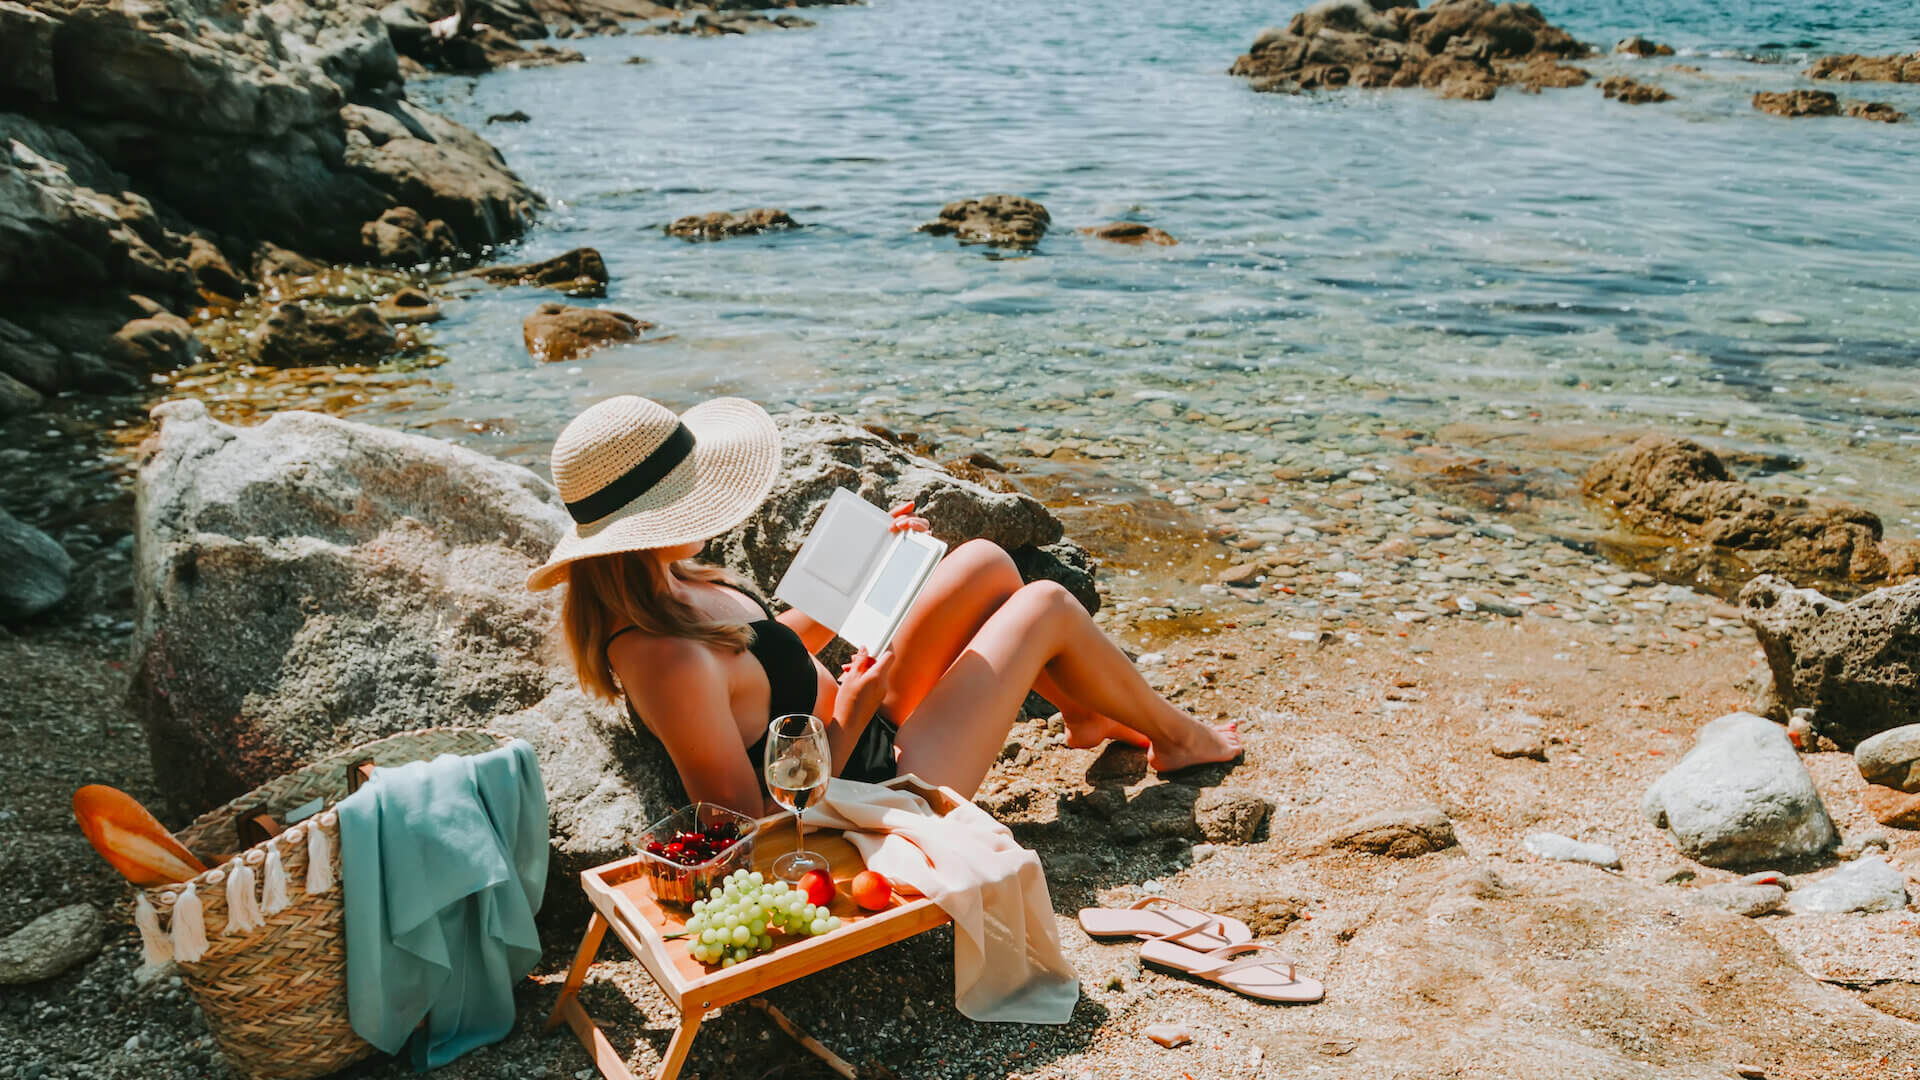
xmin=1856 ymin=725 xmax=1920 ymax=792
xmin=0 ymin=506 xmax=72 ymax=622
xmin=252 ymin=303 xmax=399 ymax=367
xmin=130 ymin=402 xmax=1101 ymax=867
xmin=1740 ymin=575 xmax=1920 ymax=746
xmin=701 ymin=410 xmax=1099 ymax=612
xmin=1581 ymin=435 xmax=1917 ymax=596
xmin=468 ymin=246 xmax=610 ymax=297
xmin=0 ymin=903 xmax=103 ymax=985
xmin=521 ymin=301 xmax=651 ymax=363
xmin=1229 ymin=0 xmax=1588 ymax=101
xmin=1641 ymin=711 xmax=1837 ymax=867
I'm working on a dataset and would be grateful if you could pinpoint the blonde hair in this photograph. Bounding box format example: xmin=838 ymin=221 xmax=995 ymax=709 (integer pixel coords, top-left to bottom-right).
xmin=562 ymin=551 xmax=758 ymax=702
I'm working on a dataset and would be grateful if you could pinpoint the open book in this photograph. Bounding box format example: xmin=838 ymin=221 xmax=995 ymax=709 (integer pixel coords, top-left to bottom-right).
xmin=774 ymin=489 xmax=948 ymax=654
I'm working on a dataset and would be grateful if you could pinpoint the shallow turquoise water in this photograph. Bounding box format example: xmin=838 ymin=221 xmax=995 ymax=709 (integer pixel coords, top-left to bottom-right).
xmin=396 ymin=0 xmax=1919 ymax=528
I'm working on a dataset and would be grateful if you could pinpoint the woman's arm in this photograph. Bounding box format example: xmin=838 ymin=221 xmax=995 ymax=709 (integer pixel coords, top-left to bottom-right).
xmin=609 ymin=634 xmax=765 ymax=817
xmin=775 ymin=607 xmax=837 ymax=656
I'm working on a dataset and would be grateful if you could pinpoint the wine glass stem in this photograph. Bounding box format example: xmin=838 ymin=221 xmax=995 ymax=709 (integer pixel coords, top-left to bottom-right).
xmin=794 ymin=809 xmax=805 ymax=856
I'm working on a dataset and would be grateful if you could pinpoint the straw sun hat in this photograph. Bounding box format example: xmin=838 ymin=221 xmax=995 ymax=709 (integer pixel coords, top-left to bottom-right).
xmin=526 ymin=395 xmax=780 ymax=591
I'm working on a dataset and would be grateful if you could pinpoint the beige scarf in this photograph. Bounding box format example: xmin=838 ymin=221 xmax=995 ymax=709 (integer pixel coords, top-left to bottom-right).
xmin=803 ymin=778 xmax=1079 ymax=1023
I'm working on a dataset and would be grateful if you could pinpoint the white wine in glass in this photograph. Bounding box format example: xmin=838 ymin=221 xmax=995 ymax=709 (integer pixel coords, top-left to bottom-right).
xmin=765 ymin=713 xmax=830 ymax=882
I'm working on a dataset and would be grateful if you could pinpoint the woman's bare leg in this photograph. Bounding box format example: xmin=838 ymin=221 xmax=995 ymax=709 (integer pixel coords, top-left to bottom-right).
xmin=881 ymin=541 xmax=1146 ymax=748
xmin=895 ymin=580 xmax=1241 ymax=797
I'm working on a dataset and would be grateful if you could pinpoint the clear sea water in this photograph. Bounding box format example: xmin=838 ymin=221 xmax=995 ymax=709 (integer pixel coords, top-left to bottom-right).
xmin=380 ymin=0 xmax=1917 ymax=534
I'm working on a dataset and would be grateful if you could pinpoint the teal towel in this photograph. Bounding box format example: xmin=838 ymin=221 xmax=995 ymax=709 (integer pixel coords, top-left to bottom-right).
xmin=338 ymin=739 xmax=548 ymax=1069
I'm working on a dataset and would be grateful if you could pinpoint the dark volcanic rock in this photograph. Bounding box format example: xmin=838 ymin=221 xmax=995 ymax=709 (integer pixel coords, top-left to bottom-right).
xmin=1080 ymin=222 xmax=1179 ymax=246
xmin=1614 ymin=35 xmax=1673 ymax=57
xmin=665 ymin=208 xmax=800 ymax=241
xmin=1600 ymin=75 xmax=1673 ymax=103
xmin=1581 ymin=435 xmax=1916 ymax=594
xmin=185 ymin=236 xmax=247 ymax=301
xmin=1807 ymin=51 xmax=1920 ymax=83
xmin=380 ymin=0 xmax=585 ymax=72
xmin=1740 ymin=575 xmax=1920 ymax=747
xmin=1229 ymin=0 xmax=1588 ymax=102
xmin=918 ymin=195 xmax=1051 ymax=248
xmin=0 ymin=506 xmax=72 ymax=622
xmin=521 ymin=301 xmax=651 ymax=363
xmin=470 ymin=247 xmax=610 ymax=296
xmin=253 ymin=304 xmax=399 ymax=367
xmin=1845 ymin=101 xmax=1907 ymax=123
xmin=1753 ymin=90 xmax=1840 ymax=117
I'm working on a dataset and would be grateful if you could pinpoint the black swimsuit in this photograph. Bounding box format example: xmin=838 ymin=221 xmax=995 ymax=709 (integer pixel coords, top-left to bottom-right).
xmin=608 ymin=583 xmax=898 ymax=789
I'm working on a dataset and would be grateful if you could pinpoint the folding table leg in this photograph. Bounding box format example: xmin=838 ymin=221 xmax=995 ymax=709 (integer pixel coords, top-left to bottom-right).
xmin=544 ymin=912 xmax=610 ymax=1033
xmin=655 ymin=1008 xmax=704 ymax=1080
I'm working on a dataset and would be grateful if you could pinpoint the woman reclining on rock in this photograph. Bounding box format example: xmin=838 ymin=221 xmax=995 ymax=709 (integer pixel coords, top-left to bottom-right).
xmin=528 ymin=395 xmax=1241 ymax=815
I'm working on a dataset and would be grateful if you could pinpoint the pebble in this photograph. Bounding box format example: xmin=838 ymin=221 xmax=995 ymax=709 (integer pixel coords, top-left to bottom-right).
xmin=1789 ymin=856 xmax=1909 ymax=914
xmin=1691 ymin=883 xmax=1787 ymax=918
xmin=1489 ymin=730 xmax=1547 ymax=761
xmin=1144 ymin=1023 xmax=1192 ymax=1048
xmin=1522 ymin=832 xmax=1621 ymax=869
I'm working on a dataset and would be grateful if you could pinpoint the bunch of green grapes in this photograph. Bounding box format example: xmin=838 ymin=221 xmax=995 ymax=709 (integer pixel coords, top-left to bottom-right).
xmin=682 ymin=869 xmax=843 ymax=967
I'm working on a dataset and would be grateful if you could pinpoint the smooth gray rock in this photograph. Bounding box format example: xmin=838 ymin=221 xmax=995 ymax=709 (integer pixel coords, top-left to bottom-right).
xmin=1741 ymin=576 xmax=1920 ymax=747
xmin=0 ymin=506 xmax=72 ymax=621
xmin=1642 ymin=712 xmax=1837 ymax=867
xmin=1856 ymin=725 xmax=1920 ymax=793
xmin=1325 ymin=804 xmax=1458 ymax=858
xmin=1690 ymin=883 xmax=1787 ymax=918
xmin=1788 ymin=856 xmax=1910 ymax=914
xmin=0 ymin=904 xmax=103 ymax=985
xmin=1522 ymin=832 xmax=1621 ymax=869
xmin=1194 ymin=788 xmax=1273 ymax=844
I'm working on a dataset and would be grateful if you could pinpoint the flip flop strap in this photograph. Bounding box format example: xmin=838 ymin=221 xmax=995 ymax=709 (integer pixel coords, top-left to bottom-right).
xmin=1150 ymin=914 xmax=1234 ymax=947
xmin=1190 ymin=942 xmax=1298 ymax=980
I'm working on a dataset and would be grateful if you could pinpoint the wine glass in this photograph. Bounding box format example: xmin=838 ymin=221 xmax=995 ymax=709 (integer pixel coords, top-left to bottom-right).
xmin=764 ymin=713 xmax=831 ymax=882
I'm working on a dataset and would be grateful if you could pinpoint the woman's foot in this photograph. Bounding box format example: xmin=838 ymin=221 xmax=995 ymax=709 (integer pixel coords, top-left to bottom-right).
xmin=1061 ymin=709 xmax=1151 ymax=749
xmin=1147 ymin=721 xmax=1243 ymax=773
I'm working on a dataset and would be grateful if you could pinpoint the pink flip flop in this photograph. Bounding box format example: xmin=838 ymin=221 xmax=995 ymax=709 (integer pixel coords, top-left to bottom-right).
xmin=1076 ymin=896 xmax=1253 ymax=952
xmin=1140 ymin=934 xmax=1324 ymax=1004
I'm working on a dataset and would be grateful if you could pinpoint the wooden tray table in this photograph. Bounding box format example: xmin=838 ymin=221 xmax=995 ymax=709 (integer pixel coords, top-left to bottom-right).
xmin=543 ymin=775 xmax=963 ymax=1080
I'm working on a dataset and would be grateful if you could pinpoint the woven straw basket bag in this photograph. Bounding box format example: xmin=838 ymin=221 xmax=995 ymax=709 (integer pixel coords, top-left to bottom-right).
xmin=135 ymin=727 xmax=513 ymax=1080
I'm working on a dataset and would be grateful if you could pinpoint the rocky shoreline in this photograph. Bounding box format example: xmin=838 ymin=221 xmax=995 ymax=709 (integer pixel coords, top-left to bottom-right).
xmin=4 ymin=0 xmax=1920 ymax=1077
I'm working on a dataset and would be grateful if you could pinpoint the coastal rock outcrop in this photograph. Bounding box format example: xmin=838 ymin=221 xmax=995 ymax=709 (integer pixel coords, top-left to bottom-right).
xmin=1 ymin=0 xmax=536 ymax=391
xmin=1613 ymin=35 xmax=1673 ymax=57
xmin=522 ymin=301 xmax=651 ymax=362
xmin=639 ymin=12 xmax=814 ymax=35
xmin=1740 ymin=575 xmax=1920 ymax=746
xmin=469 ymin=247 xmax=610 ymax=296
xmin=252 ymin=304 xmax=399 ymax=367
xmin=1845 ymin=101 xmax=1907 ymax=123
xmin=1807 ymin=51 xmax=1920 ymax=83
xmin=1641 ymin=711 xmax=1837 ymax=867
xmin=130 ymin=402 xmax=1101 ymax=867
xmin=1228 ymin=0 xmax=1589 ymax=102
xmin=1580 ymin=435 xmax=1918 ymax=595
xmin=1753 ymin=90 xmax=1840 ymax=117
xmin=918 ymin=195 xmax=1051 ymax=248
xmin=665 ymin=209 xmax=799 ymax=240
xmin=361 ymin=206 xmax=460 ymax=264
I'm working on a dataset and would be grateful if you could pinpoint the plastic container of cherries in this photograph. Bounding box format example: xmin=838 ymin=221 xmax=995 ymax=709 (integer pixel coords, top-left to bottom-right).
xmin=635 ymin=802 xmax=760 ymax=907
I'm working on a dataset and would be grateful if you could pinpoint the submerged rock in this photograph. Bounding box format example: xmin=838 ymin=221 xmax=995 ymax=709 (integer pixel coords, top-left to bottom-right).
xmin=374 ymin=287 xmax=443 ymax=325
xmin=253 ymin=304 xmax=399 ymax=367
xmin=1581 ymin=435 xmax=1917 ymax=595
xmin=1753 ymin=90 xmax=1840 ymax=117
xmin=1228 ymin=0 xmax=1588 ymax=102
xmin=1740 ymin=576 xmax=1920 ymax=746
xmin=1080 ymin=222 xmax=1178 ymax=246
xmin=522 ymin=301 xmax=651 ymax=363
xmin=1600 ymin=75 xmax=1672 ymax=103
xmin=1324 ymin=804 xmax=1458 ymax=857
xmin=1844 ymin=101 xmax=1907 ymax=123
xmin=1806 ymin=51 xmax=1920 ymax=83
xmin=665 ymin=208 xmax=799 ymax=241
xmin=1614 ymin=35 xmax=1674 ymax=57
xmin=918 ymin=195 xmax=1051 ymax=248
xmin=469 ymin=247 xmax=610 ymax=297
xmin=0 ymin=507 xmax=72 ymax=622
xmin=1642 ymin=712 xmax=1837 ymax=867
